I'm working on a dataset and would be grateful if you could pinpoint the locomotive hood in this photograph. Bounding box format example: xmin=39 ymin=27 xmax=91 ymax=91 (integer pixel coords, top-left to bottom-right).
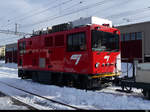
xmin=92 ymin=51 xmax=121 ymax=75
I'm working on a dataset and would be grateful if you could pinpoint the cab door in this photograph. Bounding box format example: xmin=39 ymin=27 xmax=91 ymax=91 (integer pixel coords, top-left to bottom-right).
xmin=64 ymin=31 xmax=90 ymax=74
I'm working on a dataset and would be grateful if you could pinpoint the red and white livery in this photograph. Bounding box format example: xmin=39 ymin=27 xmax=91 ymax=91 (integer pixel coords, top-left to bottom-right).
xmin=18 ymin=16 xmax=121 ymax=89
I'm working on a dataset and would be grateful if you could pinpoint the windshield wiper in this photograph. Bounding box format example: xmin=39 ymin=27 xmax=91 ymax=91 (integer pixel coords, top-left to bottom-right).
xmin=111 ymin=49 xmax=119 ymax=52
xmin=92 ymin=48 xmax=105 ymax=51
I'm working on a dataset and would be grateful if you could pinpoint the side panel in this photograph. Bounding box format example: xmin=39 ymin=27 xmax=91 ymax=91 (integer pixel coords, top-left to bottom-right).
xmin=64 ymin=52 xmax=89 ymax=74
xmin=64 ymin=28 xmax=91 ymax=74
xmin=136 ymin=63 xmax=150 ymax=83
xmin=27 ymin=37 xmax=40 ymax=69
xmin=51 ymin=34 xmax=65 ymax=72
xmin=39 ymin=35 xmax=55 ymax=70
xmin=51 ymin=47 xmax=65 ymax=72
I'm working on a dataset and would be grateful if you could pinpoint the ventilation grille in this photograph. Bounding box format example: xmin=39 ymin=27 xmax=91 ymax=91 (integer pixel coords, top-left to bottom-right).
xmin=45 ymin=37 xmax=53 ymax=47
xmin=55 ymin=35 xmax=64 ymax=46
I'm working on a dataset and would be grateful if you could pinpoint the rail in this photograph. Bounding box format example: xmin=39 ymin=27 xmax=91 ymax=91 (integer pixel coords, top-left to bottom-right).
xmin=0 ymin=81 xmax=84 ymax=110
xmin=0 ymin=91 xmax=38 ymax=110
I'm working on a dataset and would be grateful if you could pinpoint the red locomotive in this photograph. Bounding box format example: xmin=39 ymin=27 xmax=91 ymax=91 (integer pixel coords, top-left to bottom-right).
xmin=18 ymin=17 xmax=121 ymax=89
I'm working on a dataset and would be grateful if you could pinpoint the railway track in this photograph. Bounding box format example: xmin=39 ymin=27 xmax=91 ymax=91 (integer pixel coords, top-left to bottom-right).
xmin=0 ymin=71 xmax=144 ymax=100
xmin=0 ymin=80 xmax=85 ymax=110
xmin=94 ymin=86 xmax=144 ymax=99
xmin=0 ymin=91 xmax=38 ymax=110
xmin=0 ymin=69 xmax=148 ymax=109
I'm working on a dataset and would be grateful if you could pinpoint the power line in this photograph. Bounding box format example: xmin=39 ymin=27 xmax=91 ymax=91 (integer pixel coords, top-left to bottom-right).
xmin=0 ymin=29 xmax=31 ymax=36
xmin=91 ymin=0 xmax=131 ymax=18
xmin=106 ymin=7 xmax=150 ymax=19
xmin=1 ymin=36 xmax=21 ymax=45
xmin=20 ymin=0 xmax=114 ymax=29
xmin=15 ymin=0 xmax=73 ymax=21
xmin=2 ymin=0 xmax=150 ymax=45
xmin=1 ymin=0 xmax=112 ymax=44
xmin=121 ymin=12 xmax=150 ymax=25
xmin=2 ymin=0 xmax=73 ymax=29
xmin=110 ymin=6 xmax=150 ymax=25
xmin=9 ymin=0 xmax=84 ymax=30
xmin=0 ymin=36 xmax=21 ymax=41
xmin=0 ymin=9 xmax=18 ymax=21
xmin=0 ymin=0 xmax=58 ymax=29
xmin=61 ymin=1 xmax=85 ymax=13
xmin=2 ymin=1 xmax=83 ymax=43
xmin=1 ymin=0 xmax=58 ymax=24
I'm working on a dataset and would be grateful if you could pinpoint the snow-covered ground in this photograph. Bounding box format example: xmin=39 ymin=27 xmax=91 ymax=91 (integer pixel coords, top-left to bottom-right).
xmin=0 ymin=95 xmax=28 ymax=110
xmin=0 ymin=96 xmax=28 ymax=110
xmin=0 ymin=61 xmax=150 ymax=110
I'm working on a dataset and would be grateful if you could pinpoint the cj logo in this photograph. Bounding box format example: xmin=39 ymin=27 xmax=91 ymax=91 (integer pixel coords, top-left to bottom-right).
xmin=104 ymin=56 xmax=110 ymax=62
xmin=71 ymin=54 xmax=82 ymax=65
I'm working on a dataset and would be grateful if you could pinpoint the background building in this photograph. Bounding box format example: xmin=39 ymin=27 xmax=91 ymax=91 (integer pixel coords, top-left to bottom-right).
xmin=116 ymin=21 xmax=150 ymax=63
xmin=0 ymin=46 xmax=5 ymax=60
xmin=5 ymin=43 xmax=18 ymax=63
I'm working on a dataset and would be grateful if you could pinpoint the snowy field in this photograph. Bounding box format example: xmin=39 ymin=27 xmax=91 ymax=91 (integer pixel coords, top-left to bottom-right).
xmin=0 ymin=96 xmax=28 ymax=110
xmin=0 ymin=61 xmax=150 ymax=110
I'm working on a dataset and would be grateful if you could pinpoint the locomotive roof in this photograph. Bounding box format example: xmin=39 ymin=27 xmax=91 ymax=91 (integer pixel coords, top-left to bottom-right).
xmin=18 ymin=24 xmax=119 ymax=42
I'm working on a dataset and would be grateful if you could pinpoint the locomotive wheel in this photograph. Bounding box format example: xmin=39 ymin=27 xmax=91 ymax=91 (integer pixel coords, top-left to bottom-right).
xmin=32 ymin=72 xmax=38 ymax=82
xmin=21 ymin=75 xmax=25 ymax=79
xmin=143 ymin=89 xmax=150 ymax=100
xmin=124 ymin=86 xmax=132 ymax=93
xmin=18 ymin=70 xmax=23 ymax=77
xmin=56 ymin=74 xmax=63 ymax=87
xmin=79 ymin=76 xmax=91 ymax=89
xmin=66 ymin=76 xmax=74 ymax=87
xmin=20 ymin=72 xmax=25 ymax=79
xmin=145 ymin=91 xmax=150 ymax=100
xmin=18 ymin=70 xmax=25 ymax=79
xmin=121 ymin=85 xmax=132 ymax=93
xmin=62 ymin=74 xmax=73 ymax=87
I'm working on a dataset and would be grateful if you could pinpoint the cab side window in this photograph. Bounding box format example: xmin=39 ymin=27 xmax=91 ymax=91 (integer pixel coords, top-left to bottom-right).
xmin=67 ymin=32 xmax=86 ymax=52
xmin=19 ymin=41 xmax=26 ymax=54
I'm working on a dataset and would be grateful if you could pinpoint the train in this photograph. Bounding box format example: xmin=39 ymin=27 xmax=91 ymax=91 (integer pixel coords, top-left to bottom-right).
xmin=17 ymin=16 xmax=121 ymax=89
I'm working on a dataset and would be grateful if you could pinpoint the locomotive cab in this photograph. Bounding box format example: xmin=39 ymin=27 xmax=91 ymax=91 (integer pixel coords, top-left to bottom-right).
xmin=91 ymin=25 xmax=121 ymax=79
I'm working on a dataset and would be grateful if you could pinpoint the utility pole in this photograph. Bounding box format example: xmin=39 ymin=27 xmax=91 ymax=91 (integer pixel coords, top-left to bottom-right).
xmin=15 ymin=23 xmax=18 ymax=34
xmin=0 ymin=29 xmax=32 ymax=36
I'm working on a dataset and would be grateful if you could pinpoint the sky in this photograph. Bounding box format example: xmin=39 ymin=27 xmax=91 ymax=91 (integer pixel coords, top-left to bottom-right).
xmin=0 ymin=0 xmax=150 ymax=45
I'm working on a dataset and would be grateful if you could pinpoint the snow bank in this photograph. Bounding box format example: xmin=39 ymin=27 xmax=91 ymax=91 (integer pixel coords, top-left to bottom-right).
xmin=0 ymin=61 xmax=150 ymax=110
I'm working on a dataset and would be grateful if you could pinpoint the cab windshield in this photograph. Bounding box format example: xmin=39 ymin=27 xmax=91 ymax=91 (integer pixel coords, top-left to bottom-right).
xmin=91 ymin=30 xmax=119 ymax=52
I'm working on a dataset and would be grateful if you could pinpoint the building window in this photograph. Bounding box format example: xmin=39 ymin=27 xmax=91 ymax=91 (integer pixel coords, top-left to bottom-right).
xmin=136 ymin=32 xmax=142 ymax=40
xmin=6 ymin=48 xmax=13 ymax=52
xmin=121 ymin=34 xmax=124 ymax=41
xmin=125 ymin=33 xmax=130 ymax=41
xmin=67 ymin=32 xmax=86 ymax=52
xmin=131 ymin=32 xmax=135 ymax=40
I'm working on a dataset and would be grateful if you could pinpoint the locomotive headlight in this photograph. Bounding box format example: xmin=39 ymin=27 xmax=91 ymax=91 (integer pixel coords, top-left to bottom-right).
xmin=107 ymin=63 xmax=110 ymax=66
xmin=95 ymin=63 xmax=100 ymax=68
xmin=102 ymin=63 xmax=105 ymax=67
